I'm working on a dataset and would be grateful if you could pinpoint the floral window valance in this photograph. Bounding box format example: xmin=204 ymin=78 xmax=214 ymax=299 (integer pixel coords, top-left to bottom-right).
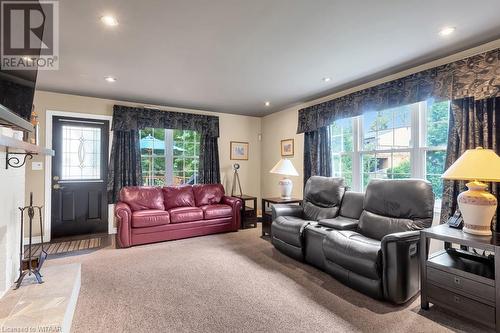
xmin=297 ymin=48 xmax=500 ymax=133
xmin=111 ymin=105 xmax=219 ymax=138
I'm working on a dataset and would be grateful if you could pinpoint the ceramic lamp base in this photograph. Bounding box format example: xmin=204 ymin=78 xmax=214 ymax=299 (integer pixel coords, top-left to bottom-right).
xmin=458 ymin=181 xmax=498 ymax=236
xmin=279 ymin=178 xmax=293 ymax=200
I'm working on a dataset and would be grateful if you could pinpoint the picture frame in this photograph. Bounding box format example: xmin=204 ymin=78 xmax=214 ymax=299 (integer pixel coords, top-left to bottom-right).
xmin=230 ymin=141 xmax=249 ymax=160
xmin=281 ymin=139 xmax=294 ymax=156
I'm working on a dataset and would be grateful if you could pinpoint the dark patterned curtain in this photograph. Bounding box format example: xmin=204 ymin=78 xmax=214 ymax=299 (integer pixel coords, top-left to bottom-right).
xmin=297 ymin=48 xmax=500 ymax=133
xmin=107 ymin=130 xmax=142 ymax=203
xmin=198 ymin=135 xmax=220 ymax=184
xmin=440 ymin=97 xmax=500 ymax=230
xmin=303 ymin=126 xmax=332 ymax=185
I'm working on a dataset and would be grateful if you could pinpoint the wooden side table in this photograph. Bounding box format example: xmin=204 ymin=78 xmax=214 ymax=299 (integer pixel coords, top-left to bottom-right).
xmin=420 ymin=224 xmax=500 ymax=332
xmin=261 ymin=197 xmax=302 ymax=237
xmin=233 ymin=195 xmax=257 ymax=229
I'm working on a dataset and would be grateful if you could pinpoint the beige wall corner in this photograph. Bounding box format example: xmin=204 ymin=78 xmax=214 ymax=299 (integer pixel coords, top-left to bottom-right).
xmin=260 ymin=107 xmax=303 ymax=200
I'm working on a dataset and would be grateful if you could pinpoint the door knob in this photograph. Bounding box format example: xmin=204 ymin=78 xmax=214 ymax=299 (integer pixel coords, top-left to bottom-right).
xmin=53 ymin=184 xmax=64 ymax=190
xmin=53 ymin=176 xmax=60 ymax=181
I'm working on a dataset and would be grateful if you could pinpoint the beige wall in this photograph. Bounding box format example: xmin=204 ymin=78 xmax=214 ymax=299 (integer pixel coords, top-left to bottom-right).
xmin=27 ymin=91 xmax=261 ymax=237
xmin=260 ymin=39 xmax=500 ymax=198
xmin=260 ymin=108 xmax=303 ymax=199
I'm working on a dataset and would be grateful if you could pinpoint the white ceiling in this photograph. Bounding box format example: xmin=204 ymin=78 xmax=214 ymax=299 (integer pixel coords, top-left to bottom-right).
xmin=36 ymin=0 xmax=500 ymax=116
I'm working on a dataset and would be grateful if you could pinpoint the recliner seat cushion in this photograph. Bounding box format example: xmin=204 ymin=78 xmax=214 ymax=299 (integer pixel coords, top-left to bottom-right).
xmin=162 ymin=186 xmax=195 ymax=210
xmin=120 ymin=187 xmax=165 ymax=211
xmin=193 ymin=184 xmax=225 ymax=206
xmin=272 ymin=216 xmax=311 ymax=247
xmin=131 ymin=210 xmax=170 ymax=228
xmin=302 ymin=176 xmax=346 ymax=220
xmin=200 ymin=204 xmax=232 ymax=220
xmin=318 ymin=216 xmax=358 ymax=230
xmin=169 ymin=207 xmax=204 ymax=223
xmin=323 ymin=230 xmax=382 ymax=280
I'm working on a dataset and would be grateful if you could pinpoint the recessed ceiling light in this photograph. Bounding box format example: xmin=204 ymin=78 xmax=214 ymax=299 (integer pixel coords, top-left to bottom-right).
xmin=104 ymin=76 xmax=117 ymax=83
xmin=100 ymin=15 xmax=118 ymax=27
xmin=323 ymin=77 xmax=331 ymax=82
xmin=264 ymin=101 xmax=271 ymax=107
xmin=439 ymin=26 xmax=455 ymax=36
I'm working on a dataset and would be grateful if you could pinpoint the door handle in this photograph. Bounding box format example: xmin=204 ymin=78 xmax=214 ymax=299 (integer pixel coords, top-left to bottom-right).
xmin=53 ymin=184 xmax=64 ymax=190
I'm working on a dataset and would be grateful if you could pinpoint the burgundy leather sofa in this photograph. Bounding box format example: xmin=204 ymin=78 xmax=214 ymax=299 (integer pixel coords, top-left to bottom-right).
xmin=115 ymin=184 xmax=242 ymax=248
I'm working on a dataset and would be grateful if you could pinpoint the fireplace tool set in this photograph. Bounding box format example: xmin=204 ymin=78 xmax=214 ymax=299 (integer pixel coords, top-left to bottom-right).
xmin=14 ymin=192 xmax=47 ymax=289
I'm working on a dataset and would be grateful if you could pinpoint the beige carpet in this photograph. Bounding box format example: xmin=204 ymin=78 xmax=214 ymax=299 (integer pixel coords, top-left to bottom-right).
xmin=46 ymin=226 xmax=490 ymax=333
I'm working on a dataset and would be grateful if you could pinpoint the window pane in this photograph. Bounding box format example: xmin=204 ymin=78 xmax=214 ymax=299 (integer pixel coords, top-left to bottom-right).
xmin=61 ymin=125 xmax=101 ymax=180
xmin=387 ymin=152 xmax=411 ymax=179
xmin=140 ymin=128 xmax=200 ymax=186
xmin=362 ymin=105 xmax=412 ymax=150
xmin=330 ymin=118 xmax=353 ymax=153
xmin=426 ymin=100 xmax=450 ymax=147
xmin=426 ymin=150 xmax=446 ymax=199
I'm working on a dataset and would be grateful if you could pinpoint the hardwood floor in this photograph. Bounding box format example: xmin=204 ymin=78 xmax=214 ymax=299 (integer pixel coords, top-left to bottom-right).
xmin=24 ymin=233 xmax=112 ymax=258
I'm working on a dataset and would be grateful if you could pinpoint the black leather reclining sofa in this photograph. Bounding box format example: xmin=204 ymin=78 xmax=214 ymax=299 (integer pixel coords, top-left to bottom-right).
xmin=271 ymin=176 xmax=435 ymax=304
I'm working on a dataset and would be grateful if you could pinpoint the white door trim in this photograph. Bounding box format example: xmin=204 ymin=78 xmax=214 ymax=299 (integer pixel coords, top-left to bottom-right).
xmin=42 ymin=110 xmax=114 ymax=244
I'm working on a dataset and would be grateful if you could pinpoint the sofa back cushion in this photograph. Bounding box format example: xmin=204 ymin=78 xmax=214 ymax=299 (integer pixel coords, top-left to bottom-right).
xmin=120 ymin=186 xmax=165 ymax=211
xmin=302 ymin=176 xmax=346 ymax=221
xmin=358 ymin=179 xmax=435 ymax=240
xmin=193 ymin=184 xmax=225 ymax=206
xmin=162 ymin=186 xmax=196 ymax=210
xmin=339 ymin=191 xmax=364 ymax=219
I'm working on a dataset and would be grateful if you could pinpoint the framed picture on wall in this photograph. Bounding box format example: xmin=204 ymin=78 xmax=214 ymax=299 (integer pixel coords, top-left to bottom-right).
xmin=230 ymin=141 xmax=249 ymax=160
xmin=281 ymin=139 xmax=294 ymax=156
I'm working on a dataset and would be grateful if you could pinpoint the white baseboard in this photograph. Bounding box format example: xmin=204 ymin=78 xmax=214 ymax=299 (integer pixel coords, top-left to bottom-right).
xmin=23 ymin=236 xmax=43 ymax=245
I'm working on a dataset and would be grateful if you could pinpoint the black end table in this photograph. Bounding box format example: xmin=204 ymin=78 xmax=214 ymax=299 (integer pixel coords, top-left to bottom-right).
xmin=420 ymin=224 xmax=500 ymax=332
xmin=233 ymin=195 xmax=257 ymax=229
xmin=261 ymin=197 xmax=302 ymax=237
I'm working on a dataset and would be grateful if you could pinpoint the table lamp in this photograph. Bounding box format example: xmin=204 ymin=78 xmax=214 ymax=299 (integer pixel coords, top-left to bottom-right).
xmin=270 ymin=158 xmax=299 ymax=199
xmin=442 ymin=147 xmax=500 ymax=236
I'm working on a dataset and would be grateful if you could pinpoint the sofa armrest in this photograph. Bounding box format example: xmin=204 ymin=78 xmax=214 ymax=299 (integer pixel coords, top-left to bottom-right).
xmin=381 ymin=230 xmax=421 ymax=304
xmin=115 ymin=202 xmax=132 ymax=248
xmin=272 ymin=204 xmax=303 ymax=221
xmin=222 ymin=196 xmax=242 ymax=231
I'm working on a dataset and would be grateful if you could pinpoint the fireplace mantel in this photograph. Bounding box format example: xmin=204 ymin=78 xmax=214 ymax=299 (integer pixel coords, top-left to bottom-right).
xmin=0 ymin=134 xmax=54 ymax=156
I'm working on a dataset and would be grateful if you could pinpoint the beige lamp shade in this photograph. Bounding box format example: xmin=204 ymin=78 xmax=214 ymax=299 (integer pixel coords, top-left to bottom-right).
xmin=270 ymin=158 xmax=299 ymax=176
xmin=442 ymin=147 xmax=500 ymax=182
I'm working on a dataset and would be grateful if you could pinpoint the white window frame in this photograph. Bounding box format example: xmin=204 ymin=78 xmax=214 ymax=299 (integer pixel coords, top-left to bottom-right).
xmin=139 ymin=128 xmax=200 ymax=186
xmin=331 ymin=100 xmax=449 ymax=211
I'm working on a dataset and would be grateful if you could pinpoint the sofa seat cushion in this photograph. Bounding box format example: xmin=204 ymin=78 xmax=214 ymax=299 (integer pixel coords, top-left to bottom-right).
xmin=272 ymin=216 xmax=311 ymax=248
xmin=323 ymin=230 xmax=382 ymax=280
xmin=169 ymin=207 xmax=204 ymax=223
xmin=318 ymin=216 xmax=358 ymax=230
xmin=200 ymin=204 xmax=232 ymax=220
xmin=131 ymin=210 xmax=170 ymax=228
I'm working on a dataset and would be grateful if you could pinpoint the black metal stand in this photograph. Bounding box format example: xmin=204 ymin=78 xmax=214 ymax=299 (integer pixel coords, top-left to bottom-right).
xmin=231 ymin=166 xmax=243 ymax=197
xmin=14 ymin=193 xmax=47 ymax=289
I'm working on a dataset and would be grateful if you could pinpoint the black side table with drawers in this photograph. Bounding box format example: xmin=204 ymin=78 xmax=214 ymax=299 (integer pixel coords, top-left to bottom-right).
xmin=420 ymin=224 xmax=500 ymax=332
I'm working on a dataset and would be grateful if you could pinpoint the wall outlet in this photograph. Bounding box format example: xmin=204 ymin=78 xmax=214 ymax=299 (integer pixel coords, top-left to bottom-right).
xmin=32 ymin=162 xmax=43 ymax=171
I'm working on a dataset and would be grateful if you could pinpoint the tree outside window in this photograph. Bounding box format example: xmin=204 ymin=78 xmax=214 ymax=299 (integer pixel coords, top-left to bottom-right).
xmin=329 ymin=100 xmax=450 ymax=203
xmin=139 ymin=128 xmax=200 ymax=186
